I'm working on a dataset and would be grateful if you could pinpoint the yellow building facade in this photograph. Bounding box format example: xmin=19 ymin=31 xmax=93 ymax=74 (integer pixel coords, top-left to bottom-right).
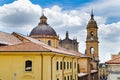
xmin=0 ymin=44 xmax=78 ymax=80
xmin=0 ymin=12 xmax=99 ymax=80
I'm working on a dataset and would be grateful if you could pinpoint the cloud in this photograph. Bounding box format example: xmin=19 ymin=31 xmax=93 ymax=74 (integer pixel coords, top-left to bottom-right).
xmin=0 ymin=0 xmax=42 ymax=34
xmin=99 ymin=22 xmax=120 ymax=62
xmin=79 ymin=0 xmax=120 ymax=23
xmin=0 ymin=0 xmax=120 ymax=63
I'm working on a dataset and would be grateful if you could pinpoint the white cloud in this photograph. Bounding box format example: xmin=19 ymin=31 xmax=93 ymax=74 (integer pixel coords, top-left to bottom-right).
xmin=0 ymin=0 xmax=42 ymax=34
xmin=79 ymin=0 xmax=120 ymax=22
xmin=99 ymin=22 xmax=120 ymax=62
xmin=0 ymin=0 xmax=120 ymax=63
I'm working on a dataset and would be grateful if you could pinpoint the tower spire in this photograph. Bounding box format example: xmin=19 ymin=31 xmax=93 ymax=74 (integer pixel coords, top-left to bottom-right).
xmin=66 ymin=31 xmax=69 ymax=39
xmin=91 ymin=9 xmax=94 ymax=20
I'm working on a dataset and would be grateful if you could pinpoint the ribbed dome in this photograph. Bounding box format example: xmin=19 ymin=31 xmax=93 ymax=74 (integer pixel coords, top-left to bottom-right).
xmin=29 ymin=14 xmax=57 ymax=36
xmin=29 ymin=24 xmax=57 ymax=36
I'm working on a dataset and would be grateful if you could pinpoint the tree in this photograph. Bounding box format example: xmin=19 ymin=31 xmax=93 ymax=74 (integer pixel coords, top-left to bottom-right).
xmin=119 ymin=52 xmax=120 ymax=55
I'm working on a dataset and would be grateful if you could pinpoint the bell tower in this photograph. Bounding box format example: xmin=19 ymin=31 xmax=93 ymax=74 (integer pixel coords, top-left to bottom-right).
xmin=86 ymin=10 xmax=99 ymax=69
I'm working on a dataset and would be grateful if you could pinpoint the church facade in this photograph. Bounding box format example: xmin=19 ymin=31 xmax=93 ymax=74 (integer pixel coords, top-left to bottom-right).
xmin=0 ymin=11 xmax=99 ymax=80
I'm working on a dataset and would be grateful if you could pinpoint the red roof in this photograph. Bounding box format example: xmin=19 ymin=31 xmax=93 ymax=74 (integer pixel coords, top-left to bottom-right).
xmin=0 ymin=42 xmax=50 ymax=51
xmin=0 ymin=31 xmax=22 ymax=45
xmin=106 ymin=56 xmax=120 ymax=64
xmin=0 ymin=32 xmax=91 ymax=58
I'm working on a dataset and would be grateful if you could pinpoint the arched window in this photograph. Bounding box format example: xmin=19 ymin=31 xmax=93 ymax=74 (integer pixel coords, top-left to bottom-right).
xmin=60 ymin=61 xmax=62 ymax=70
xmin=48 ymin=40 xmax=51 ymax=46
xmin=90 ymin=47 xmax=94 ymax=54
xmin=90 ymin=31 xmax=94 ymax=40
xmin=67 ymin=62 xmax=69 ymax=69
xmin=90 ymin=31 xmax=94 ymax=37
xmin=64 ymin=76 xmax=66 ymax=80
xmin=68 ymin=76 xmax=69 ymax=80
xmin=64 ymin=62 xmax=66 ymax=69
xmin=25 ymin=60 xmax=32 ymax=71
xmin=56 ymin=61 xmax=59 ymax=70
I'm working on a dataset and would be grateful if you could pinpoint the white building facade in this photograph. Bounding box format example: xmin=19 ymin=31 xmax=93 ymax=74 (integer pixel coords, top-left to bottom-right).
xmin=106 ymin=55 xmax=120 ymax=80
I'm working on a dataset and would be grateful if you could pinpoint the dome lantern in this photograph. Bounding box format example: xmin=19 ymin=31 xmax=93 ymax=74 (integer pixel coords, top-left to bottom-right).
xmin=39 ymin=13 xmax=48 ymax=25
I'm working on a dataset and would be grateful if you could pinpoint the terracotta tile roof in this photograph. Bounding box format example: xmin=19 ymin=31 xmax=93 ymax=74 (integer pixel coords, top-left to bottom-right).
xmin=0 ymin=31 xmax=22 ymax=45
xmin=111 ymin=54 xmax=120 ymax=59
xmin=0 ymin=32 xmax=76 ymax=56
xmin=0 ymin=42 xmax=50 ymax=51
xmin=0 ymin=32 xmax=89 ymax=57
xmin=105 ymin=56 xmax=120 ymax=64
xmin=0 ymin=41 xmax=76 ymax=56
xmin=0 ymin=39 xmax=11 ymax=45
xmin=12 ymin=32 xmax=76 ymax=56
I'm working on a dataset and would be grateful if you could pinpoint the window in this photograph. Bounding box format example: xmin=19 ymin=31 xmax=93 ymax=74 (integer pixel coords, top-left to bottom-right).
xmin=70 ymin=62 xmax=72 ymax=69
xmin=90 ymin=31 xmax=94 ymax=40
xmin=67 ymin=62 xmax=69 ymax=69
xmin=25 ymin=60 xmax=32 ymax=71
xmin=64 ymin=76 xmax=66 ymax=80
xmin=60 ymin=61 xmax=62 ymax=70
xmin=74 ymin=62 xmax=76 ymax=68
xmin=68 ymin=76 xmax=69 ymax=80
xmin=90 ymin=47 xmax=94 ymax=54
xmin=64 ymin=62 xmax=66 ymax=69
xmin=56 ymin=61 xmax=59 ymax=70
xmin=48 ymin=40 xmax=51 ymax=46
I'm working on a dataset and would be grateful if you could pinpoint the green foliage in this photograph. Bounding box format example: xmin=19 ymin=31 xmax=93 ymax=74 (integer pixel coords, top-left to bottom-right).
xmin=119 ymin=52 xmax=120 ymax=55
xmin=117 ymin=77 xmax=120 ymax=80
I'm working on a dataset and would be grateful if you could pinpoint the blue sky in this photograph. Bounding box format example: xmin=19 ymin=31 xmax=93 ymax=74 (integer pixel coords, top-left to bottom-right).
xmin=0 ymin=0 xmax=120 ymax=62
xmin=0 ymin=0 xmax=94 ymax=8
xmin=30 ymin=0 xmax=94 ymax=9
xmin=0 ymin=0 xmax=95 ymax=7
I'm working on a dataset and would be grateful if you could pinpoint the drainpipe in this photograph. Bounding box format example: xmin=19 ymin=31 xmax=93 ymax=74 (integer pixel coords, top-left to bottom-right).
xmin=41 ymin=54 xmax=43 ymax=80
xmin=62 ymin=56 xmax=66 ymax=80
xmin=51 ymin=54 xmax=56 ymax=80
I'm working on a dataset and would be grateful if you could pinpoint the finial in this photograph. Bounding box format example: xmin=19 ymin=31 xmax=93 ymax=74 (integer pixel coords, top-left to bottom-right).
xmin=39 ymin=9 xmax=47 ymax=25
xmin=41 ymin=9 xmax=44 ymax=16
xmin=66 ymin=31 xmax=69 ymax=39
xmin=91 ymin=9 xmax=94 ymax=20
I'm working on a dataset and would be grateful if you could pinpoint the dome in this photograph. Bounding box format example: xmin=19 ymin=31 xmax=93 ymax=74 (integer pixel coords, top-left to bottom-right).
xmin=29 ymin=14 xmax=57 ymax=36
xmin=87 ymin=10 xmax=98 ymax=29
xmin=29 ymin=24 xmax=57 ymax=36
